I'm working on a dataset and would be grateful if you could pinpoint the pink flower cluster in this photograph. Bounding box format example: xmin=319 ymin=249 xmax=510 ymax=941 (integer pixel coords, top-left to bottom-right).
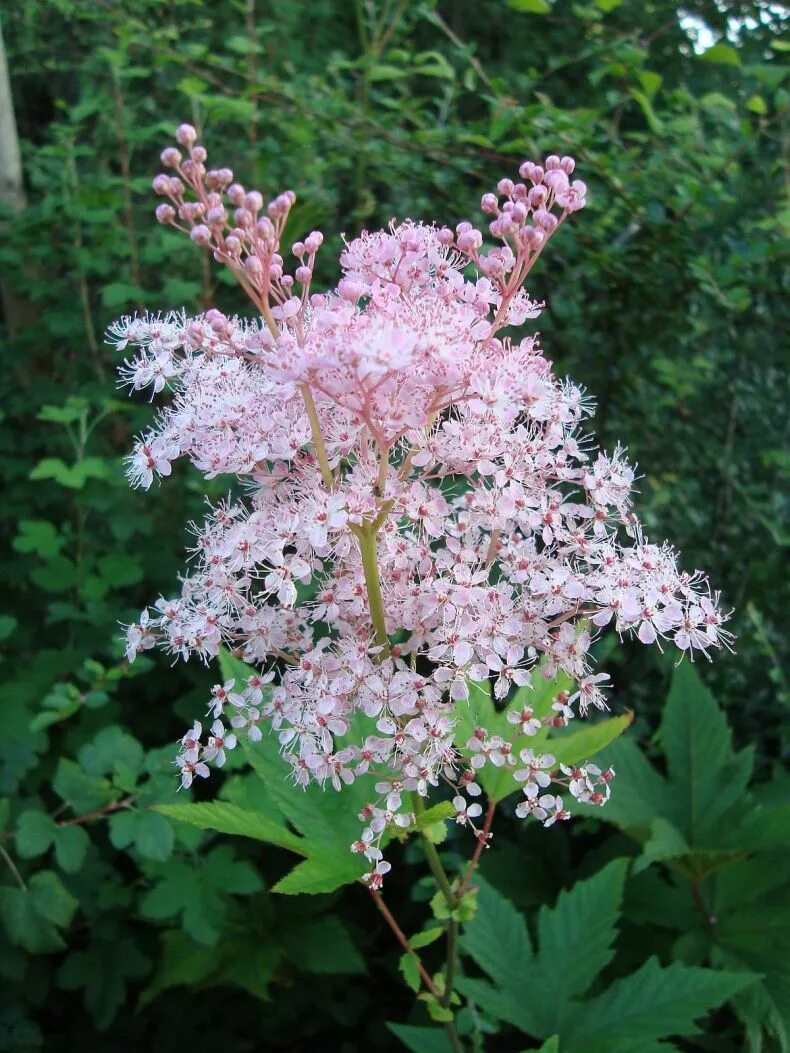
xmin=113 ymin=126 xmax=731 ymax=887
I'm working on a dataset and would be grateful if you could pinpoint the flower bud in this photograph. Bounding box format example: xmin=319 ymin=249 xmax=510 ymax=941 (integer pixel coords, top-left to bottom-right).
xmin=190 ymin=224 xmax=212 ymax=247
xmin=168 ymin=177 xmax=184 ymax=197
xmin=560 ymin=155 xmax=576 ymax=174
xmin=192 ymin=145 xmax=207 ymax=163
xmin=437 ymin=227 xmax=454 ymax=246
xmin=480 ymin=193 xmax=499 ymax=214
xmin=545 ymin=154 xmax=561 ymax=170
xmin=155 ymin=203 xmax=175 ymax=224
xmin=234 ymin=208 xmax=253 ymax=229
xmin=304 ymin=232 xmax=323 ymax=254
xmin=206 ymin=206 xmax=227 ymax=228
xmin=175 ymin=123 xmax=197 ymax=147
xmin=496 ymin=178 xmax=514 ymax=196
xmin=244 ymin=256 xmax=263 ymax=278
xmin=291 ymin=241 xmax=305 ymax=257
xmin=528 ymin=185 xmax=548 ymax=208
xmin=152 ymin=174 xmax=171 ymax=195
xmin=161 ymin=147 xmax=182 ymax=169
xmin=257 ymin=217 xmax=275 ymax=239
xmin=224 ymin=235 xmax=241 ymax=255
xmin=295 ymin=266 xmax=312 ymax=283
xmin=227 ymin=183 xmax=246 ymax=206
xmin=245 ymin=191 xmax=263 ymax=213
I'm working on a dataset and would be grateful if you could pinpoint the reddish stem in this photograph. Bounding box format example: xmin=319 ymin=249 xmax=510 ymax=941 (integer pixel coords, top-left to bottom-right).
xmin=458 ymin=800 xmax=496 ymax=897
xmin=367 ymin=886 xmax=440 ymax=998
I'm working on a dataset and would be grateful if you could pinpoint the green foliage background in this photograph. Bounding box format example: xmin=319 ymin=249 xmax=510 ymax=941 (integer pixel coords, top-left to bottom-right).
xmin=0 ymin=0 xmax=787 ymax=1049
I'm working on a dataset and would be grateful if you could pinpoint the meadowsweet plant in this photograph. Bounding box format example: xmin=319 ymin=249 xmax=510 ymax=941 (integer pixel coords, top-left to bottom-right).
xmin=111 ymin=123 xmax=730 ymax=1032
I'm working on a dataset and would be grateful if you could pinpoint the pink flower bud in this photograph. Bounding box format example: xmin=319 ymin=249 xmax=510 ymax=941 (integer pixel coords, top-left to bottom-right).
xmin=175 ymin=123 xmax=197 ymax=147
xmin=245 ymin=191 xmax=263 ymax=213
xmin=512 ymin=182 xmax=528 ymax=201
xmin=227 ymin=183 xmax=246 ymax=206
xmin=304 ymin=232 xmax=323 ymax=254
xmin=534 ymin=209 xmax=558 ymax=233
xmin=437 ymin=227 xmax=454 ymax=246
xmin=560 ymin=155 xmax=576 ymax=174
xmin=192 ymin=145 xmax=207 ymax=164
xmin=456 ymin=221 xmax=473 ymax=234
xmin=168 ymin=177 xmax=184 ymax=197
xmin=291 ymin=241 xmax=305 ymax=257
xmin=511 ymin=202 xmax=528 ymax=224
xmin=480 ymin=193 xmax=499 ymax=214
xmin=155 ymin=203 xmax=175 ymax=224
xmin=152 ymin=174 xmax=171 ymax=195
xmin=528 ymin=185 xmax=548 ymax=208
xmin=190 ymin=225 xmax=212 ymax=247
xmin=457 ymin=229 xmax=482 ymax=253
xmin=244 ymin=256 xmax=263 ymax=277
xmin=206 ymin=206 xmax=227 ymax=228
xmin=224 ymin=235 xmax=241 ymax=255
xmin=545 ymin=154 xmax=560 ymax=170
xmin=281 ymin=274 xmax=294 ymax=290
xmin=257 ymin=217 xmax=275 ymax=239
xmin=295 ymin=266 xmax=312 ymax=283
xmin=497 ymin=178 xmax=514 ymax=196
xmin=161 ymin=147 xmax=182 ymax=169
xmin=234 ymin=208 xmax=253 ymax=229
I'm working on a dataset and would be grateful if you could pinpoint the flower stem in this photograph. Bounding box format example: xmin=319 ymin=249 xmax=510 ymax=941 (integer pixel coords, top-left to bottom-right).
xmin=357 ymin=525 xmax=390 ymax=655
xmin=299 ymin=384 xmax=334 ymax=490
xmin=367 ymin=886 xmax=440 ymax=998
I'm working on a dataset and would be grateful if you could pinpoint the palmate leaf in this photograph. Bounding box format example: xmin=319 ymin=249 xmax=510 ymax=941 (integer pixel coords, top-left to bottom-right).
xmin=458 ymin=860 xmax=628 ymax=1037
xmin=657 ymin=662 xmax=753 ymax=846
xmin=561 ymin=957 xmax=757 ymax=1053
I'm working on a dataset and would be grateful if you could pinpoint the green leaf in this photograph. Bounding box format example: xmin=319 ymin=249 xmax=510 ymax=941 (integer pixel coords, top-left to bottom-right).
xmin=0 ymin=871 xmax=78 ymax=953
xmin=508 ymin=0 xmax=551 ymax=12
xmin=387 ymin=1022 xmax=455 ymax=1052
xmin=16 ymin=810 xmax=58 ymax=858
xmin=657 ymin=663 xmax=753 ymax=845
xmin=52 ymin=758 xmax=116 ymax=813
xmin=746 ymin=95 xmax=768 ymax=116
xmin=29 ymin=555 xmax=78 ymax=592
xmin=58 ymin=933 xmax=149 ymax=1029
xmin=154 ymin=801 xmax=304 ymax=855
xmin=53 ymin=824 xmax=90 ymax=872
xmin=96 ymin=554 xmax=143 ymax=587
xmin=140 ymin=846 xmax=263 ymax=945
xmin=399 ymin=951 xmax=422 ymax=992
xmin=562 ymin=958 xmax=757 ymax=1051
xmin=460 ymin=875 xmax=533 ymax=990
xmin=13 ymin=520 xmax=64 ymax=558
xmin=79 ymin=726 xmax=144 ymax=779
xmin=633 ymin=817 xmax=692 ymax=874
xmin=548 ymin=712 xmax=633 ymax=769
xmin=109 ymin=809 xmax=174 ymax=861
xmin=535 ymin=859 xmax=628 ymax=1015
xmin=701 ymin=43 xmax=741 ymax=66
xmin=536 ymin=1039 xmax=560 ymax=1053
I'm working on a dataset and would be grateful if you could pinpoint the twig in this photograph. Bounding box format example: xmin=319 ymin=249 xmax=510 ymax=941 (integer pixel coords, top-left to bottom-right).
xmin=367 ymin=886 xmax=440 ymax=998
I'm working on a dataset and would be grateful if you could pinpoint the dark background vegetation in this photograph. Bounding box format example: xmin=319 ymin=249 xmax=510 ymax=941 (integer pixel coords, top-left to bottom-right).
xmin=0 ymin=0 xmax=787 ymax=1050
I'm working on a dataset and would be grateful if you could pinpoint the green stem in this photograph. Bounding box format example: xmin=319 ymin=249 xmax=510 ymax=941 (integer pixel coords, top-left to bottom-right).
xmin=357 ymin=525 xmax=390 ymax=655
xmin=299 ymin=384 xmax=334 ymax=490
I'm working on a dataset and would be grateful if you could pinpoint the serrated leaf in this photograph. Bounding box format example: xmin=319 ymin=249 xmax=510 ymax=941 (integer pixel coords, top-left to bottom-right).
xmin=0 ymin=871 xmax=78 ymax=954
xmin=387 ymin=1022 xmax=455 ymax=1052
xmin=534 ymin=859 xmax=628 ymax=1019
xmin=562 ymin=958 xmax=757 ymax=1050
xmin=110 ymin=809 xmax=174 ymax=861
xmin=58 ymin=934 xmax=150 ymax=1030
xmin=16 ymin=810 xmax=57 ymax=858
xmin=54 ymin=824 xmax=90 ymax=872
xmin=154 ymin=801 xmax=304 ymax=854
xmin=548 ymin=712 xmax=633 ymax=769
xmin=53 ymin=758 xmax=116 ymax=813
xmin=658 ymin=663 xmax=753 ymax=845
xmin=399 ymin=951 xmax=422 ymax=992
